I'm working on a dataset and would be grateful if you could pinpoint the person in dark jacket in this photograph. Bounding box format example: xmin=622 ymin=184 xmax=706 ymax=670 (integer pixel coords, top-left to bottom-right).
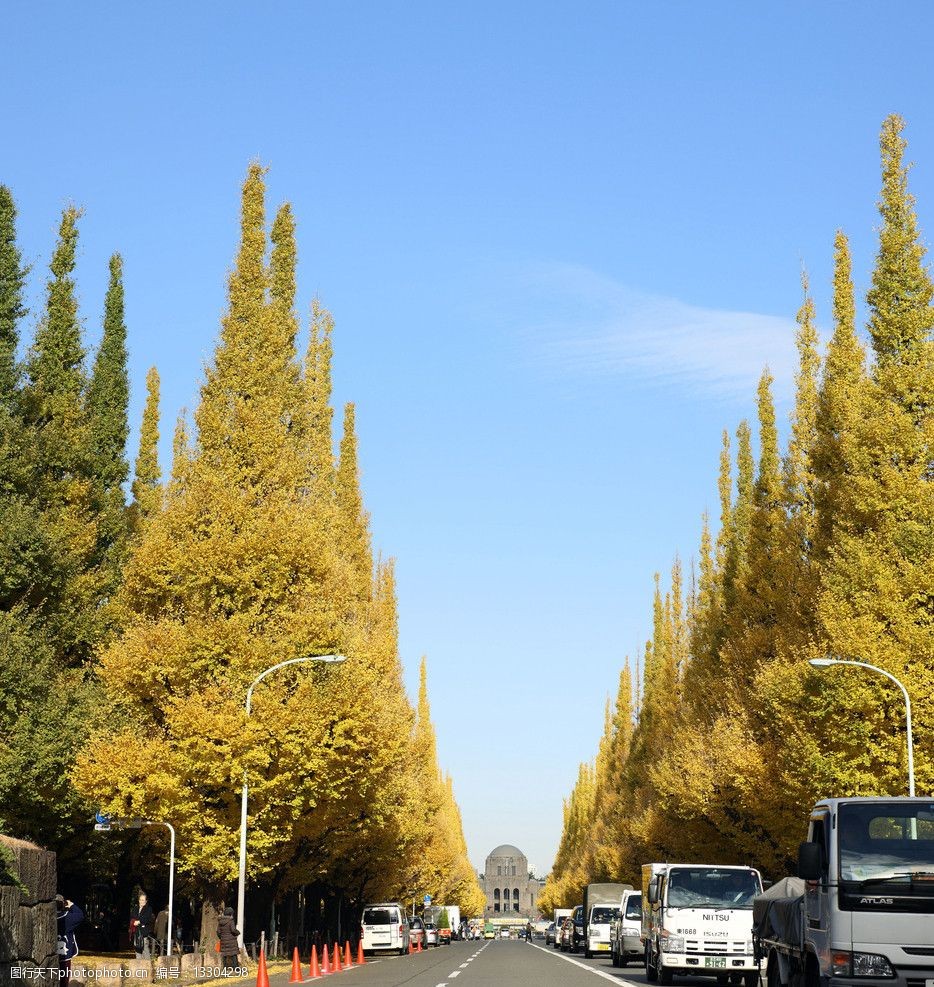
xmin=130 ymin=891 xmax=155 ymax=959
xmin=56 ymin=896 xmax=83 ymax=986
xmin=217 ymin=907 xmax=241 ymax=973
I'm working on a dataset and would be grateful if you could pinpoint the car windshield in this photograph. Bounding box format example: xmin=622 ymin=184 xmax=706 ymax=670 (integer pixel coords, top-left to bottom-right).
xmin=838 ymin=803 xmax=934 ymax=883
xmin=624 ymin=895 xmax=642 ymax=920
xmin=666 ymin=868 xmax=760 ymax=909
xmin=591 ymin=906 xmax=619 ymax=924
xmin=363 ymin=908 xmax=393 ymax=925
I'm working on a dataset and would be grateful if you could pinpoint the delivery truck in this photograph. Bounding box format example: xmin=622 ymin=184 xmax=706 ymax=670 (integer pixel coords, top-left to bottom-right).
xmin=582 ymin=882 xmax=633 ymax=958
xmin=643 ymin=862 xmax=762 ymax=986
xmin=753 ymin=797 xmax=934 ymax=987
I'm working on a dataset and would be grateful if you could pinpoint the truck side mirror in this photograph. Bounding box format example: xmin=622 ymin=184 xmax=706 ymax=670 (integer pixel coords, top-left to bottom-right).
xmin=647 ymin=878 xmax=659 ymax=905
xmin=798 ymin=842 xmax=822 ymax=881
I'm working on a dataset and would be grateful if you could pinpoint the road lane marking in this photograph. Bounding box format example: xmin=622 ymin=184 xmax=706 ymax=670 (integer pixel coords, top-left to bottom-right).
xmin=530 ymin=942 xmax=643 ymax=985
xmin=449 ymin=972 xmax=460 ymax=978
xmin=459 ymin=962 xmax=469 ymax=967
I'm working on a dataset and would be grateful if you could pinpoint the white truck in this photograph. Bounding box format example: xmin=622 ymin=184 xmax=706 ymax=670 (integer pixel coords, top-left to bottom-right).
xmin=643 ymin=862 xmax=762 ymax=986
xmin=583 ymin=882 xmax=633 ymax=958
xmin=753 ymin=797 xmax=934 ymax=987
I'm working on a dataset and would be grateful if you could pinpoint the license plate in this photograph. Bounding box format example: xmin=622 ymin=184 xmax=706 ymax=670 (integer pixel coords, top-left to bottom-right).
xmin=704 ymin=957 xmax=727 ymax=969
xmin=596 ymin=944 xmax=609 ymax=951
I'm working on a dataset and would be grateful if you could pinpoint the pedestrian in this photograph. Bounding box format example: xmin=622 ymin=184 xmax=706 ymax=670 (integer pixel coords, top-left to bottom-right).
xmin=130 ymin=891 xmax=155 ymax=960
xmin=155 ymin=908 xmax=169 ymax=956
xmin=56 ymin=895 xmax=83 ymax=986
xmin=216 ymin=907 xmax=241 ymax=974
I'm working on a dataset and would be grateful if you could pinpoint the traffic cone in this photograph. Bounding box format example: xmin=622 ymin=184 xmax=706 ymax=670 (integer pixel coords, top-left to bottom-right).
xmin=289 ymin=947 xmax=304 ymax=983
xmin=356 ymin=940 xmax=365 ymax=965
xmin=417 ymin=936 xmax=423 ymax=953
xmin=408 ymin=937 xmax=414 ymax=955
xmin=321 ymin=944 xmax=331 ymax=976
xmin=309 ymin=945 xmax=321 ymax=979
xmin=329 ymin=943 xmax=338 ymax=972
xmin=344 ymin=942 xmax=353 ymax=968
xmin=256 ymin=949 xmax=270 ymax=987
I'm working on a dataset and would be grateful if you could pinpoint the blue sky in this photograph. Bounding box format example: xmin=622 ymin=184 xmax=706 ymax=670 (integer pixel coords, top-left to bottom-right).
xmin=5 ymin=1 xmax=934 ymax=878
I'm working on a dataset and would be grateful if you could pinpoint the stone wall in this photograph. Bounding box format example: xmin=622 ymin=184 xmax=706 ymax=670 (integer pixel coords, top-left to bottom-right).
xmin=0 ymin=835 xmax=57 ymax=986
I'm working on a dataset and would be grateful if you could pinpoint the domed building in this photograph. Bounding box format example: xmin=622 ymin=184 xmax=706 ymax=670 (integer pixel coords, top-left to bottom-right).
xmin=478 ymin=844 xmax=545 ymax=917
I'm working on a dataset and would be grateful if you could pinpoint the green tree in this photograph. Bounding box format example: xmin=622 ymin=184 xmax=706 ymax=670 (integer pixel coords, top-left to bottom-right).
xmin=131 ymin=367 xmax=162 ymax=526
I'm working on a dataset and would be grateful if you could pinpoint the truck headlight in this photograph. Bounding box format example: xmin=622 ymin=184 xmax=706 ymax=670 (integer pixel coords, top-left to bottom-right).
xmin=661 ymin=933 xmax=685 ymax=953
xmin=746 ymin=940 xmax=754 ymax=954
xmin=852 ymin=953 xmax=895 ymax=978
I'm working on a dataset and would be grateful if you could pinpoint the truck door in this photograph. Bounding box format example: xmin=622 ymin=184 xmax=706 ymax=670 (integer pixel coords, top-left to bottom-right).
xmin=806 ymin=812 xmax=830 ymax=962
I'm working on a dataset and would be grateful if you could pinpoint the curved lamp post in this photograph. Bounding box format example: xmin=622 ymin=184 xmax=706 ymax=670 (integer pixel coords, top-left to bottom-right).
xmin=236 ymin=654 xmax=346 ymax=948
xmin=809 ymin=657 xmax=915 ymax=797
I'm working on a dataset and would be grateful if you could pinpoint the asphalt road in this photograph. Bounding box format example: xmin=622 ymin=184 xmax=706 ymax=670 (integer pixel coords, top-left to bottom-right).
xmin=263 ymin=938 xmax=763 ymax=987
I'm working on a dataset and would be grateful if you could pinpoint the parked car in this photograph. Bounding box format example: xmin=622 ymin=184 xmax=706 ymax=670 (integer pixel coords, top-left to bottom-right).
xmin=499 ymin=926 xmax=511 ymax=939
xmin=409 ymin=916 xmax=426 ymax=949
xmin=424 ymin=922 xmax=439 ymax=947
xmin=360 ymin=902 xmax=410 ymax=956
xmin=559 ymin=916 xmax=574 ymax=951
xmin=545 ymin=922 xmax=556 ymax=946
xmin=438 ymin=924 xmax=451 ymax=945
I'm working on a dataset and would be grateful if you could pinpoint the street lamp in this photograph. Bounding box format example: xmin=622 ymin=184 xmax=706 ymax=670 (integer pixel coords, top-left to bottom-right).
xmin=236 ymin=654 xmax=346 ymax=949
xmin=809 ymin=657 xmax=915 ymax=797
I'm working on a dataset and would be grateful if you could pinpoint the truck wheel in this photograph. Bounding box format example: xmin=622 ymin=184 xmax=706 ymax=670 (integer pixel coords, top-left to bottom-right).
xmin=659 ymin=961 xmax=674 ymax=986
xmin=611 ymin=949 xmax=619 ymax=968
xmin=745 ymin=973 xmax=760 ymax=987
xmin=584 ymin=949 xmax=592 ymax=959
xmin=620 ymin=955 xmax=628 ymax=968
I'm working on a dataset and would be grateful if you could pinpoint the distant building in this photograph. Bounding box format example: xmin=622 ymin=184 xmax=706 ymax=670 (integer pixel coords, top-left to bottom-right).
xmin=478 ymin=844 xmax=545 ymax=917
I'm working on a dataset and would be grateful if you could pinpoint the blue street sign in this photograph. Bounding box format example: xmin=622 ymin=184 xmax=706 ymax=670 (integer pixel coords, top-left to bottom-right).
xmin=95 ymin=811 xmax=109 ymax=825
xmin=423 ymin=894 xmax=432 ymax=905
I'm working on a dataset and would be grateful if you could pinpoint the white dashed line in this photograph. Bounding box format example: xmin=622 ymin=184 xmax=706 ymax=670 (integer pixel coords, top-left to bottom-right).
xmin=449 ymin=972 xmax=460 ymax=979
xmin=530 ymin=941 xmax=643 ymax=985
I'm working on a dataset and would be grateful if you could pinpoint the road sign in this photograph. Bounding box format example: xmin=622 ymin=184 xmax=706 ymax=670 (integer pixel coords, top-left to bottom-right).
xmin=94 ymin=822 xmax=111 ymax=831
xmin=95 ymin=811 xmax=109 ymax=825
xmin=423 ymin=894 xmax=432 ymax=905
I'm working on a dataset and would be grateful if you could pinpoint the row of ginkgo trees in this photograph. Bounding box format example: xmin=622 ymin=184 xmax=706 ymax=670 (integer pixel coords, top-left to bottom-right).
xmin=540 ymin=114 xmax=934 ymax=912
xmin=0 ymin=165 xmax=484 ymax=924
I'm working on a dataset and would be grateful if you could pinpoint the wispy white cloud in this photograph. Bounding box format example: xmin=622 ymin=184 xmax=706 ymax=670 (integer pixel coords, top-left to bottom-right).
xmin=521 ymin=263 xmax=802 ymax=402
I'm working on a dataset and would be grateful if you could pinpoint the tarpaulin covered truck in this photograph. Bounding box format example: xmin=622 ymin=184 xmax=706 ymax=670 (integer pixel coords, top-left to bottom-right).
xmin=753 ymin=798 xmax=934 ymax=987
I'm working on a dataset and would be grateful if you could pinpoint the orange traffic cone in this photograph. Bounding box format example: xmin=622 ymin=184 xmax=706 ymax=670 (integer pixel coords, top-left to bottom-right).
xmin=309 ymin=945 xmax=321 ymax=979
xmin=289 ymin=947 xmax=304 ymax=983
xmin=356 ymin=941 xmax=365 ymax=965
xmin=417 ymin=936 xmax=423 ymax=953
xmin=344 ymin=942 xmax=353 ymax=968
xmin=332 ymin=943 xmax=342 ymax=971
xmin=408 ymin=937 xmax=414 ymax=954
xmin=321 ymin=944 xmax=331 ymax=976
xmin=256 ymin=949 xmax=270 ymax=987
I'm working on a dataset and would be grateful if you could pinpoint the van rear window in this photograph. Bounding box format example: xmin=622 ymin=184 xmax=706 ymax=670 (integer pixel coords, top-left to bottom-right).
xmin=363 ymin=909 xmax=393 ymax=925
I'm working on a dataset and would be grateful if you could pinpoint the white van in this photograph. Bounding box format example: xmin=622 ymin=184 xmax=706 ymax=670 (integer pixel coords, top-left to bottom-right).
xmin=360 ymin=902 xmax=410 ymax=956
xmin=610 ymin=890 xmax=643 ymax=967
